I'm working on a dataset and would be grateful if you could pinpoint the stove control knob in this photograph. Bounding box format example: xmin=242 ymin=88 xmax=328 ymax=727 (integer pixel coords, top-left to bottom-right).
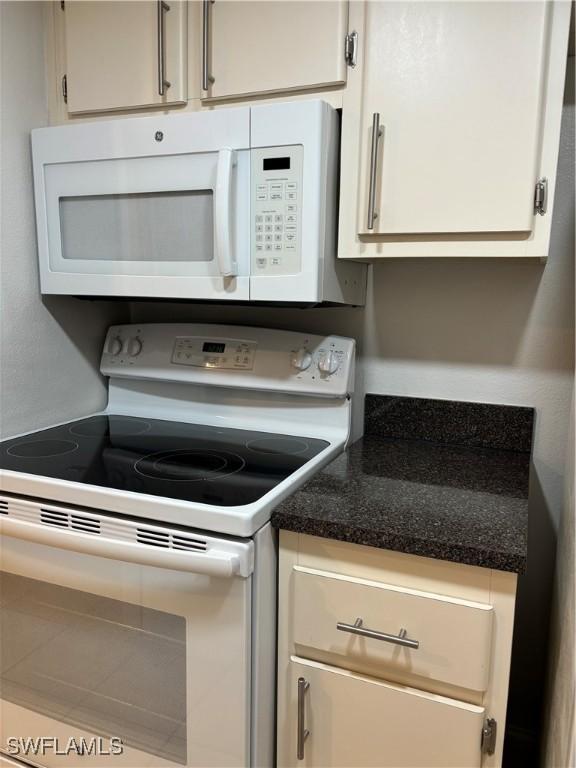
xmin=107 ymin=336 xmax=123 ymax=356
xmin=317 ymin=349 xmax=340 ymax=376
xmin=127 ymin=337 xmax=143 ymax=357
xmin=290 ymin=347 xmax=312 ymax=372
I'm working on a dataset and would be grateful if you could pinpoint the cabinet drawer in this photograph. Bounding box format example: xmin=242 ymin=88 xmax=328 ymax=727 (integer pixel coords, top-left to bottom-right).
xmin=284 ymin=657 xmax=485 ymax=768
xmin=292 ymin=568 xmax=493 ymax=691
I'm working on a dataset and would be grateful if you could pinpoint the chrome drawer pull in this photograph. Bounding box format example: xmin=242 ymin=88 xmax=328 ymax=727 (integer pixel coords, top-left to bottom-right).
xmin=336 ymin=617 xmax=419 ymax=649
xmin=297 ymin=676 xmax=310 ymax=760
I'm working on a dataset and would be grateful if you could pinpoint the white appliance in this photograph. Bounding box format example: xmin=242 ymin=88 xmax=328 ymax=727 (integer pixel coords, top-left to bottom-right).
xmin=0 ymin=324 xmax=355 ymax=768
xmin=32 ymin=101 xmax=366 ymax=305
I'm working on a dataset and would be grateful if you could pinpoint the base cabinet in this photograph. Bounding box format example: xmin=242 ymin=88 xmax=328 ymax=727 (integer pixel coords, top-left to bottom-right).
xmin=277 ymin=533 xmax=517 ymax=768
xmin=284 ymin=658 xmax=485 ymax=768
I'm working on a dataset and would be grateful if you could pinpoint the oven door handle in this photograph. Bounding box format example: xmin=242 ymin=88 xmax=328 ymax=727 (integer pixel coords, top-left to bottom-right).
xmin=0 ymin=517 xmax=243 ymax=578
xmin=214 ymin=148 xmax=237 ymax=278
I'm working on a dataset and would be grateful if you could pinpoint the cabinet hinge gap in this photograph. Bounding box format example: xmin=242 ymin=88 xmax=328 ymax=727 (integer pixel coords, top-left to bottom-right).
xmin=345 ymin=31 xmax=358 ymax=68
xmin=481 ymin=718 xmax=497 ymax=755
xmin=534 ymin=177 xmax=548 ymax=216
xmin=61 ymin=74 xmax=68 ymax=104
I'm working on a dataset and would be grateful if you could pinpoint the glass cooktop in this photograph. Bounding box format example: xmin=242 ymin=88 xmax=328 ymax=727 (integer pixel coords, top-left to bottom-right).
xmin=0 ymin=415 xmax=329 ymax=507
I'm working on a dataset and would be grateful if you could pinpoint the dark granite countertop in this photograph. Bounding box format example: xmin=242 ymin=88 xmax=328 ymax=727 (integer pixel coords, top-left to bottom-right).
xmin=271 ymin=395 xmax=533 ymax=573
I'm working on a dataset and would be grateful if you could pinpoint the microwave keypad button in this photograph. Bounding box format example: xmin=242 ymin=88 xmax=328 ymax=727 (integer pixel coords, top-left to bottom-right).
xmin=257 ymin=257 xmax=267 ymax=268
xmin=256 ymin=243 xmax=264 ymax=251
xmin=256 ymin=224 xmax=263 ymax=232
xmin=270 ymin=182 xmax=284 ymax=192
xmin=285 ymin=243 xmax=296 ymax=251
xmin=256 ymin=234 xmax=263 ymax=242
xmin=274 ymin=224 xmax=283 ymax=233
xmin=285 ymin=232 xmax=296 ymax=242
xmin=274 ymin=243 xmax=282 ymax=251
xmin=274 ymin=234 xmax=282 ymax=242
xmin=255 ymin=214 xmax=264 ymax=223
xmin=286 ymin=214 xmax=297 ymax=224
xmin=265 ymin=224 xmax=273 ymax=233
xmin=270 ymin=192 xmax=283 ymax=201
xmin=274 ymin=214 xmax=283 ymax=223
xmin=272 ymin=257 xmax=282 ymax=266
xmin=265 ymin=244 xmax=273 ymax=251
xmin=265 ymin=214 xmax=273 ymax=223
xmin=286 ymin=191 xmax=297 ymax=201
xmin=286 ymin=182 xmax=297 ymax=190
xmin=264 ymin=234 xmax=273 ymax=242
xmin=287 ymin=204 xmax=297 ymax=213
xmin=256 ymin=192 xmax=268 ymax=201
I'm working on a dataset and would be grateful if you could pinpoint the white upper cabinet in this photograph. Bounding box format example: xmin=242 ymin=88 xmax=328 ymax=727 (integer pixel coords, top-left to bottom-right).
xmin=202 ymin=1 xmax=349 ymax=100
xmin=339 ymin=0 xmax=571 ymax=258
xmin=63 ymin=1 xmax=188 ymax=114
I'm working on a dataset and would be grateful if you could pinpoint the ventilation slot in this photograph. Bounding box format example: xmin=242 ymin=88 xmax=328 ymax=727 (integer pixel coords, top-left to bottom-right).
xmin=70 ymin=514 xmax=101 ymax=535
xmin=171 ymin=535 xmax=207 ymax=552
xmin=40 ymin=509 xmax=68 ymax=528
xmin=0 ymin=500 xmax=8 ymax=515
xmin=137 ymin=528 xmax=170 ymax=549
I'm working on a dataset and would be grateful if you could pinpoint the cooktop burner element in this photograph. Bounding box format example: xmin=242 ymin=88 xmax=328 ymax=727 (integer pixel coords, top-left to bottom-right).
xmin=6 ymin=439 xmax=79 ymax=458
xmin=0 ymin=415 xmax=329 ymax=507
xmin=135 ymin=449 xmax=246 ymax=482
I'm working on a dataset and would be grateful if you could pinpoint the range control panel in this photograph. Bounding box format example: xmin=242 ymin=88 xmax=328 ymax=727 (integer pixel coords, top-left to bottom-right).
xmin=101 ymin=324 xmax=355 ymax=398
xmin=251 ymin=145 xmax=302 ymax=277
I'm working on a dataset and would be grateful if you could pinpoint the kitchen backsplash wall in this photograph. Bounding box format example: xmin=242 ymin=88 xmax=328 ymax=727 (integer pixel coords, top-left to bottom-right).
xmin=0 ymin=2 xmax=127 ymax=440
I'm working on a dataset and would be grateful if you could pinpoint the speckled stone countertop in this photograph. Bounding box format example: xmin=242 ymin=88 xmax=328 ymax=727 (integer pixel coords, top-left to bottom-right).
xmin=271 ymin=395 xmax=534 ymax=573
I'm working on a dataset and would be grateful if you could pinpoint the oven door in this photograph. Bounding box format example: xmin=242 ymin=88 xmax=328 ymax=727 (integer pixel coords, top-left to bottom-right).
xmin=33 ymin=111 xmax=250 ymax=301
xmin=0 ymin=512 xmax=253 ymax=767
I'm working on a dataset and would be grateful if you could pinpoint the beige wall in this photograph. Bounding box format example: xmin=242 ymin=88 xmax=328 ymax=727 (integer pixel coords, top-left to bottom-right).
xmin=0 ymin=1 xmax=126 ymax=439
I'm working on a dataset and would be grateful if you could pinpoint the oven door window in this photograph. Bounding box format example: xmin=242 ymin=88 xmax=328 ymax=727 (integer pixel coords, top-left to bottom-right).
xmin=60 ymin=190 xmax=214 ymax=264
xmin=0 ymin=572 xmax=187 ymax=764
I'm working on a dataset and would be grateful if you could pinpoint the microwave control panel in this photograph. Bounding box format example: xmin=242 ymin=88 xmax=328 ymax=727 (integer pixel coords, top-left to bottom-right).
xmin=251 ymin=145 xmax=302 ymax=277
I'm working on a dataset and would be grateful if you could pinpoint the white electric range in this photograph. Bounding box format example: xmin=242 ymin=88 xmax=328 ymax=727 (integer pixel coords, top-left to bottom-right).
xmin=0 ymin=324 xmax=355 ymax=768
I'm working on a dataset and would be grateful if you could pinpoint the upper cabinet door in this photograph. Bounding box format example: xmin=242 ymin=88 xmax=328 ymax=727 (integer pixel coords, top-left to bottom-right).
xmin=63 ymin=1 xmax=187 ymax=114
xmin=204 ymin=1 xmax=349 ymax=100
xmin=355 ymin=1 xmax=551 ymax=236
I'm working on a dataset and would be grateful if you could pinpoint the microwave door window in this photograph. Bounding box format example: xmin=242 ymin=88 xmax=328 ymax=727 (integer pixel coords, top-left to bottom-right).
xmin=59 ymin=190 xmax=214 ymax=264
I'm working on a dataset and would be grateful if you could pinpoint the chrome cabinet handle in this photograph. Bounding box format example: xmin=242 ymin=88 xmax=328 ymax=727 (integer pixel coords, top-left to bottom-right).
xmin=297 ymin=677 xmax=310 ymax=761
xmin=202 ymin=0 xmax=215 ymax=92
xmin=337 ymin=617 xmax=419 ymax=649
xmin=366 ymin=112 xmax=383 ymax=230
xmin=157 ymin=0 xmax=171 ymax=96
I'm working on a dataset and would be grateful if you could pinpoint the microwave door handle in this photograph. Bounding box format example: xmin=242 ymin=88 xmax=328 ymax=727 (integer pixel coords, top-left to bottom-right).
xmin=214 ymin=148 xmax=237 ymax=277
xmin=0 ymin=516 xmax=242 ymax=578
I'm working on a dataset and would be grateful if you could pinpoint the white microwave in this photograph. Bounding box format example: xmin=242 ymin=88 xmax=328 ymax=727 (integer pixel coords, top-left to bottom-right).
xmin=32 ymin=100 xmax=366 ymax=305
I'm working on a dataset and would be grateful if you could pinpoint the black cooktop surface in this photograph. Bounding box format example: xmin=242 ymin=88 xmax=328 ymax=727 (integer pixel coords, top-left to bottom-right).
xmin=0 ymin=415 xmax=329 ymax=507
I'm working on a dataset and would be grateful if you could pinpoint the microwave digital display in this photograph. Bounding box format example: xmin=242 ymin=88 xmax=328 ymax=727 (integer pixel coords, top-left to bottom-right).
xmin=202 ymin=342 xmax=226 ymax=353
xmin=263 ymin=157 xmax=290 ymax=171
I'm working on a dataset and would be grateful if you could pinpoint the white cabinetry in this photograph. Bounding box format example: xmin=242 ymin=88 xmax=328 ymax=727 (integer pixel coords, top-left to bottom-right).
xmin=277 ymin=533 xmax=518 ymax=768
xmin=287 ymin=659 xmax=485 ymax=768
xmin=339 ymin=0 xmax=571 ymax=258
xmin=62 ymin=1 xmax=188 ymax=114
xmin=202 ymin=1 xmax=350 ymax=100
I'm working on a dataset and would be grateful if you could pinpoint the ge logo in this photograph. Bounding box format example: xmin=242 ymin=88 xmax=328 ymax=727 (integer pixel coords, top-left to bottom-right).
xmin=154 ymin=131 xmax=164 ymax=142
